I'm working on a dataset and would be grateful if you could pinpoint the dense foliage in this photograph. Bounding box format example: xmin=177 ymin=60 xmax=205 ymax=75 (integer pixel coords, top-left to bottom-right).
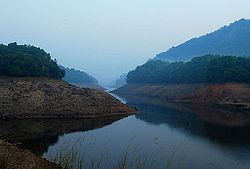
xmin=127 ymin=55 xmax=250 ymax=84
xmin=60 ymin=66 xmax=98 ymax=85
xmin=0 ymin=42 xmax=65 ymax=79
xmin=155 ymin=19 xmax=250 ymax=61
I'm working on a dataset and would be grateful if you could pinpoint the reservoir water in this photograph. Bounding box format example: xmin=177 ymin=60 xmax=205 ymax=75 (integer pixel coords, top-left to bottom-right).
xmin=1 ymin=91 xmax=250 ymax=169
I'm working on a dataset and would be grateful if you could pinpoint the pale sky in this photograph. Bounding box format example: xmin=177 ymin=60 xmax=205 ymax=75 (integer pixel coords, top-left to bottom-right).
xmin=1 ymin=0 xmax=250 ymax=84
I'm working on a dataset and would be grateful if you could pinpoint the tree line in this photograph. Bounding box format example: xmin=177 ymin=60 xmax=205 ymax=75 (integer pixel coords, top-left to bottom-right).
xmin=127 ymin=55 xmax=250 ymax=84
xmin=0 ymin=42 xmax=65 ymax=79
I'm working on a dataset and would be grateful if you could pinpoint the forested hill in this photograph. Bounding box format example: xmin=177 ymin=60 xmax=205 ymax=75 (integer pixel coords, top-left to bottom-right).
xmin=0 ymin=42 xmax=65 ymax=79
xmin=127 ymin=55 xmax=250 ymax=84
xmin=60 ymin=66 xmax=99 ymax=86
xmin=155 ymin=19 xmax=250 ymax=61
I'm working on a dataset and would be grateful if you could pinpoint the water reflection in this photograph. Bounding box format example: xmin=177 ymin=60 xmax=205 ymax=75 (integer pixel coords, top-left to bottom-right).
xmin=133 ymin=103 xmax=250 ymax=146
xmin=42 ymin=104 xmax=250 ymax=169
xmin=0 ymin=116 xmax=128 ymax=155
xmin=1 ymin=93 xmax=250 ymax=169
xmin=124 ymin=94 xmax=250 ymax=127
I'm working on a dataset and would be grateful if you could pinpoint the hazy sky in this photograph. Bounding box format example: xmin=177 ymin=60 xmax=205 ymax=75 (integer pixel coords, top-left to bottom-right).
xmin=1 ymin=0 xmax=250 ymax=84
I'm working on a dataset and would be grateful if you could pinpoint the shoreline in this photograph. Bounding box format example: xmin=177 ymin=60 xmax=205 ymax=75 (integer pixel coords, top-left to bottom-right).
xmin=0 ymin=112 xmax=136 ymax=120
xmin=0 ymin=139 xmax=62 ymax=169
xmin=113 ymin=83 xmax=250 ymax=111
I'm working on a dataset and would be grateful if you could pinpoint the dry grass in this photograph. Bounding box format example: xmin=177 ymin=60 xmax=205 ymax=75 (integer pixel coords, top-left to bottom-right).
xmin=47 ymin=139 xmax=183 ymax=169
xmin=0 ymin=153 xmax=8 ymax=169
xmin=45 ymin=138 xmax=241 ymax=169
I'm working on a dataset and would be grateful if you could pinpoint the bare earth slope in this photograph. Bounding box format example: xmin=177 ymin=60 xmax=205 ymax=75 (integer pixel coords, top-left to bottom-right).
xmin=0 ymin=139 xmax=62 ymax=169
xmin=113 ymin=83 xmax=250 ymax=111
xmin=0 ymin=77 xmax=135 ymax=119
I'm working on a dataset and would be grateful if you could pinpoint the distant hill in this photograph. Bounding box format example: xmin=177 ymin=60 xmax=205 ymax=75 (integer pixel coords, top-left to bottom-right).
xmin=109 ymin=73 xmax=127 ymax=88
xmin=60 ymin=66 xmax=103 ymax=89
xmin=155 ymin=19 xmax=250 ymax=61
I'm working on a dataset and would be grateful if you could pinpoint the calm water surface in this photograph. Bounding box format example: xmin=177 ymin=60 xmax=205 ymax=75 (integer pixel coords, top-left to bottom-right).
xmin=40 ymin=91 xmax=250 ymax=169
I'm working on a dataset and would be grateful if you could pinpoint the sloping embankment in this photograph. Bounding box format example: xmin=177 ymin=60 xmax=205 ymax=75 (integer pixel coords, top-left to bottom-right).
xmin=113 ymin=83 xmax=250 ymax=111
xmin=0 ymin=139 xmax=62 ymax=169
xmin=0 ymin=77 xmax=135 ymax=119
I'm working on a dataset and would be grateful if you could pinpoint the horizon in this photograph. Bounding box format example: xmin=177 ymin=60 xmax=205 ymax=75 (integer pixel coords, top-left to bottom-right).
xmin=1 ymin=0 xmax=250 ymax=85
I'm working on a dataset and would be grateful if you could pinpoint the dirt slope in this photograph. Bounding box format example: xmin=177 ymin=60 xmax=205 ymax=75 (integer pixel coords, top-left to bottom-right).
xmin=113 ymin=83 xmax=250 ymax=111
xmin=0 ymin=77 xmax=135 ymax=119
xmin=0 ymin=139 xmax=62 ymax=169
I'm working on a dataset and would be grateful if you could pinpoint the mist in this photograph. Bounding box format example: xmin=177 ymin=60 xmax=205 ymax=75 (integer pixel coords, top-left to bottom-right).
xmin=1 ymin=0 xmax=250 ymax=85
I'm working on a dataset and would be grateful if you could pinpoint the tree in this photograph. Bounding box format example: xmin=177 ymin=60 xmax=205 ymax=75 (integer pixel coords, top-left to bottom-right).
xmin=0 ymin=43 xmax=65 ymax=79
xmin=127 ymin=55 xmax=250 ymax=84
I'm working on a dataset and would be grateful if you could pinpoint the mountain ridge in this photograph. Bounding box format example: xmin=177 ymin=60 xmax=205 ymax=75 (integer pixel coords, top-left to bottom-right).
xmin=155 ymin=18 xmax=250 ymax=61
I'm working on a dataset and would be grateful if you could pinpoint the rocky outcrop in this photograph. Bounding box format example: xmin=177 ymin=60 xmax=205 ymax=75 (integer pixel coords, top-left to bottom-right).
xmin=0 ymin=77 xmax=135 ymax=119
